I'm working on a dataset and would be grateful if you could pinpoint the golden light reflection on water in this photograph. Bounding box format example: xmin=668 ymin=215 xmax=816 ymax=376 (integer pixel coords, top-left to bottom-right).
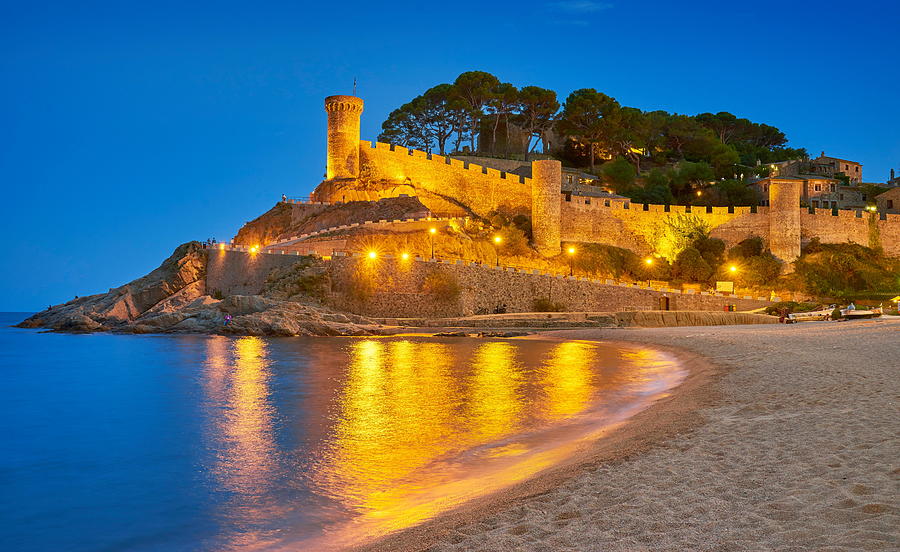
xmin=200 ymin=336 xmax=685 ymax=551
xmin=203 ymin=336 xmax=281 ymax=549
xmin=466 ymin=341 xmax=524 ymax=440
xmin=538 ymin=341 xmax=596 ymax=421
xmin=307 ymin=338 xmax=626 ymax=546
xmin=322 ymin=340 xmax=458 ymax=512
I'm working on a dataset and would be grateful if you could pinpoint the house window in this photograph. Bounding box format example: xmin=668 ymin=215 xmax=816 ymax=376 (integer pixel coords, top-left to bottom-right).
xmin=812 ymin=200 xmax=819 ymax=208
xmin=840 ymin=194 xmax=844 ymax=200
xmin=888 ymin=200 xmax=894 ymax=209
xmin=844 ymin=164 xmax=849 ymax=171
xmin=814 ymin=184 xmax=821 ymax=191
xmin=831 ymin=184 xmax=835 ymax=192
xmin=565 ymin=193 xmax=572 ymax=202
xmin=855 ymin=166 xmax=859 ymax=172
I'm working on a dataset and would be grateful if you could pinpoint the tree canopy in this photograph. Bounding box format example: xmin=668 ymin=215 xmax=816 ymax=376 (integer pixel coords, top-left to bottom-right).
xmin=377 ymin=71 xmax=808 ymax=205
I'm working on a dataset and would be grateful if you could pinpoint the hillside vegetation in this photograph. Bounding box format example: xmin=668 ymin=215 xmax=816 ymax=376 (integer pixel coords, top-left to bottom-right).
xmin=789 ymin=240 xmax=900 ymax=299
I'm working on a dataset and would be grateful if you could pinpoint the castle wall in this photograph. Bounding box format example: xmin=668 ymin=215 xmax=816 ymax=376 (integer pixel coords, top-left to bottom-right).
xmin=878 ymin=215 xmax=900 ymax=256
xmin=326 ymin=257 xmax=770 ymax=318
xmin=559 ymin=197 xmax=769 ymax=253
xmin=356 ymin=141 xmax=533 ymax=218
xmin=800 ymin=209 xmax=869 ymax=248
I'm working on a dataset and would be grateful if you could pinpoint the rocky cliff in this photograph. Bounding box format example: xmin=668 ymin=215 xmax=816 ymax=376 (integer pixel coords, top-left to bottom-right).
xmin=18 ymin=242 xmax=381 ymax=336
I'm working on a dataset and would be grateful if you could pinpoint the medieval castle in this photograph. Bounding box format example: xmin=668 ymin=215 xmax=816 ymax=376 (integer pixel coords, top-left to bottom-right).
xmin=312 ymin=95 xmax=900 ymax=263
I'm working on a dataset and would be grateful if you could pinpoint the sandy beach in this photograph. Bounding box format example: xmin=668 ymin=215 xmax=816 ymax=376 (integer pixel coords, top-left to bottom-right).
xmin=364 ymin=318 xmax=899 ymax=551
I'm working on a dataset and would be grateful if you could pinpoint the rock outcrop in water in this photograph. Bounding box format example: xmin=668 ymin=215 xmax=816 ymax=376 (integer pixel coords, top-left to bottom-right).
xmin=17 ymin=242 xmax=381 ymax=337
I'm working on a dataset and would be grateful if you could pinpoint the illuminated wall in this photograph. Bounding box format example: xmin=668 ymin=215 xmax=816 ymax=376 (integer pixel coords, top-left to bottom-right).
xmin=325 ymin=257 xmax=771 ymax=318
xmin=312 ymin=95 xmax=900 ymax=263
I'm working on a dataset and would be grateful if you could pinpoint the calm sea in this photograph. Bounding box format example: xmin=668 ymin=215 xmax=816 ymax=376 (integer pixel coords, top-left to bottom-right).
xmin=0 ymin=312 xmax=684 ymax=551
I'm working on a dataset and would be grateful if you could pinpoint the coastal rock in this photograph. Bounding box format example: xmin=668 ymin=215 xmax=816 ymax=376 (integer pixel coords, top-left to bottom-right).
xmin=18 ymin=242 xmax=383 ymax=337
xmin=57 ymin=314 xmax=104 ymax=332
xmin=19 ymin=242 xmax=207 ymax=332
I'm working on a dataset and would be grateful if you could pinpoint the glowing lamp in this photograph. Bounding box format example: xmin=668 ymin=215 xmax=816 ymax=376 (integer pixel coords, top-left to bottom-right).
xmin=729 ymin=265 xmax=737 ymax=273
xmin=219 ymin=243 xmax=224 ymax=251
xmin=367 ymin=250 xmax=378 ymax=259
xmin=645 ymin=257 xmax=653 ymax=265
xmin=429 ymin=227 xmax=437 ymax=234
xmin=567 ymin=247 xmax=576 ymax=255
xmin=400 ymin=252 xmax=409 ymax=260
xmin=493 ymin=236 xmax=503 ymax=244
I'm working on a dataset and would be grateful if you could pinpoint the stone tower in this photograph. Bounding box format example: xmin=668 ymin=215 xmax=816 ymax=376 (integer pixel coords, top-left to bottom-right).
xmin=324 ymin=95 xmax=364 ymax=180
xmin=768 ymin=178 xmax=802 ymax=264
xmin=531 ymin=159 xmax=562 ymax=256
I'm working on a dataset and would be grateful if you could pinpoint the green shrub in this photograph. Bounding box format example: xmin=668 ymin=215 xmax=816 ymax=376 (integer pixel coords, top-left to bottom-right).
xmin=741 ymin=253 xmax=782 ymax=286
xmin=695 ymin=236 xmax=725 ymax=267
xmin=831 ymin=307 xmax=843 ymax=320
xmin=651 ymin=214 xmax=711 ymax=262
xmin=532 ymin=297 xmax=566 ymax=312
xmin=671 ymin=246 xmax=713 ymax=282
xmin=729 ymin=236 xmax=765 ymax=259
xmin=794 ymin=242 xmax=900 ymax=297
xmin=211 ymin=288 xmax=224 ymax=300
xmin=601 ymin=157 xmax=637 ymax=191
xmin=422 ymin=271 xmax=460 ymax=301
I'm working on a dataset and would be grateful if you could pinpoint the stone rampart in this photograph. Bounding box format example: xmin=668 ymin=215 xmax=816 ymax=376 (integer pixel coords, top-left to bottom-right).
xmin=326 ymin=257 xmax=769 ymax=318
xmin=356 ymin=141 xmax=533 ymax=218
xmin=560 ymin=197 xmax=770 ymax=253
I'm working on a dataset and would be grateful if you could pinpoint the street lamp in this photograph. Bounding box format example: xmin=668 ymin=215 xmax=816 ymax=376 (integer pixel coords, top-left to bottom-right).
xmin=493 ymin=235 xmax=503 ymax=266
xmin=429 ymin=227 xmax=438 ymax=258
xmin=729 ymin=265 xmax=738 ymax=273
xmin=567 ymin=246 xmax=576 ymax=276
xmin=367 ymin=250 xmax=378 ymax=260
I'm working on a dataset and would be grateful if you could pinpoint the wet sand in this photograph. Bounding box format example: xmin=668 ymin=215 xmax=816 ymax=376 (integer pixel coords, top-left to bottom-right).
xmin=362 ymin=318 xmax=899 ymax=551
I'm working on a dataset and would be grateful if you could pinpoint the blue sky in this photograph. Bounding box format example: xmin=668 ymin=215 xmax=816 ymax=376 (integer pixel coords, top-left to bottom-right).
xmin=1 ymin=0 xmax=898 ymax=311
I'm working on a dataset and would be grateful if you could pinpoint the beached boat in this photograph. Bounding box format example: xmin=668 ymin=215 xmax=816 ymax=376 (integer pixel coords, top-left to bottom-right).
xmin=787 ymin=306 xmax=837 ymax=323
xmin=841 ymin=306 xmax=883 ymax=319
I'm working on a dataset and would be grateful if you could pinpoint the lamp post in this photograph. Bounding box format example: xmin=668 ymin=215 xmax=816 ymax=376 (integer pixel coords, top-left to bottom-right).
xmin=493 ymin=235 xmax=503 ymax=266
xmin=567 ymin=246 xmax=576 ymax=276
xmin=644 ymin=257 xmax=653 ymax=287
xmin=429 ymin=227 xmax=437 ymax=259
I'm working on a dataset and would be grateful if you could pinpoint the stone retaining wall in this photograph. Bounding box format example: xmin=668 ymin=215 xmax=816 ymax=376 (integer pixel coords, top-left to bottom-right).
xmin=326 ymin=257 xmax=770 ymax=318
xmin=206 ymin=249 xmax=308 ymax=296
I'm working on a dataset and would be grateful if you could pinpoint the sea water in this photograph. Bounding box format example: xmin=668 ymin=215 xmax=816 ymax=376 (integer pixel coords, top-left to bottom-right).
xmin=0 ymin=313 xmax=684 ymax=551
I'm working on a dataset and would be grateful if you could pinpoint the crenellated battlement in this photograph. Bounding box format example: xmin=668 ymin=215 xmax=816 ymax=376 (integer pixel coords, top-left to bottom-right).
xmin=324 ymin=95 xmax=364 ymax=113
xmin=361 ymin=140 xmax=531 ymax=185
xmin=316 ymin=94 xmax=899 ymax=262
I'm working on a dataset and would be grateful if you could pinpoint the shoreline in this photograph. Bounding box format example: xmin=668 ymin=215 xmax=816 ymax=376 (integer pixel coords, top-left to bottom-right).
xmin=356 ymin=319 xmax=900 ymax=551
xmin=352 ymin=335 xmax=720 ymax=552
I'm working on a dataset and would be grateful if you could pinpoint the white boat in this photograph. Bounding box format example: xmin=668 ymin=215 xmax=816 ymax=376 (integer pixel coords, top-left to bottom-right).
xmin=840 ymin=306 xmax=883 ymax=319
xmin=787 ymin=305 xmax=837 ymax=323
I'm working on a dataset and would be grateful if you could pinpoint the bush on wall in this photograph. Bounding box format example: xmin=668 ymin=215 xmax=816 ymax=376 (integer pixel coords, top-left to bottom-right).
xmin=421 ymin=271 xmax=460 ymax=301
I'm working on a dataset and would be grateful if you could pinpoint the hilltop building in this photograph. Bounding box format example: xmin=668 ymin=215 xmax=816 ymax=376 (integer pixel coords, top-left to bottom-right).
xmin=811 ymin=152 xmax=863 ymax=184
xmin=752 ymin=175 xmax=866 ymax=210
xmin=887 ymin=168 xmax=900 ymax=188
xmin=876 ymin=187 xmax=900 ymax=214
